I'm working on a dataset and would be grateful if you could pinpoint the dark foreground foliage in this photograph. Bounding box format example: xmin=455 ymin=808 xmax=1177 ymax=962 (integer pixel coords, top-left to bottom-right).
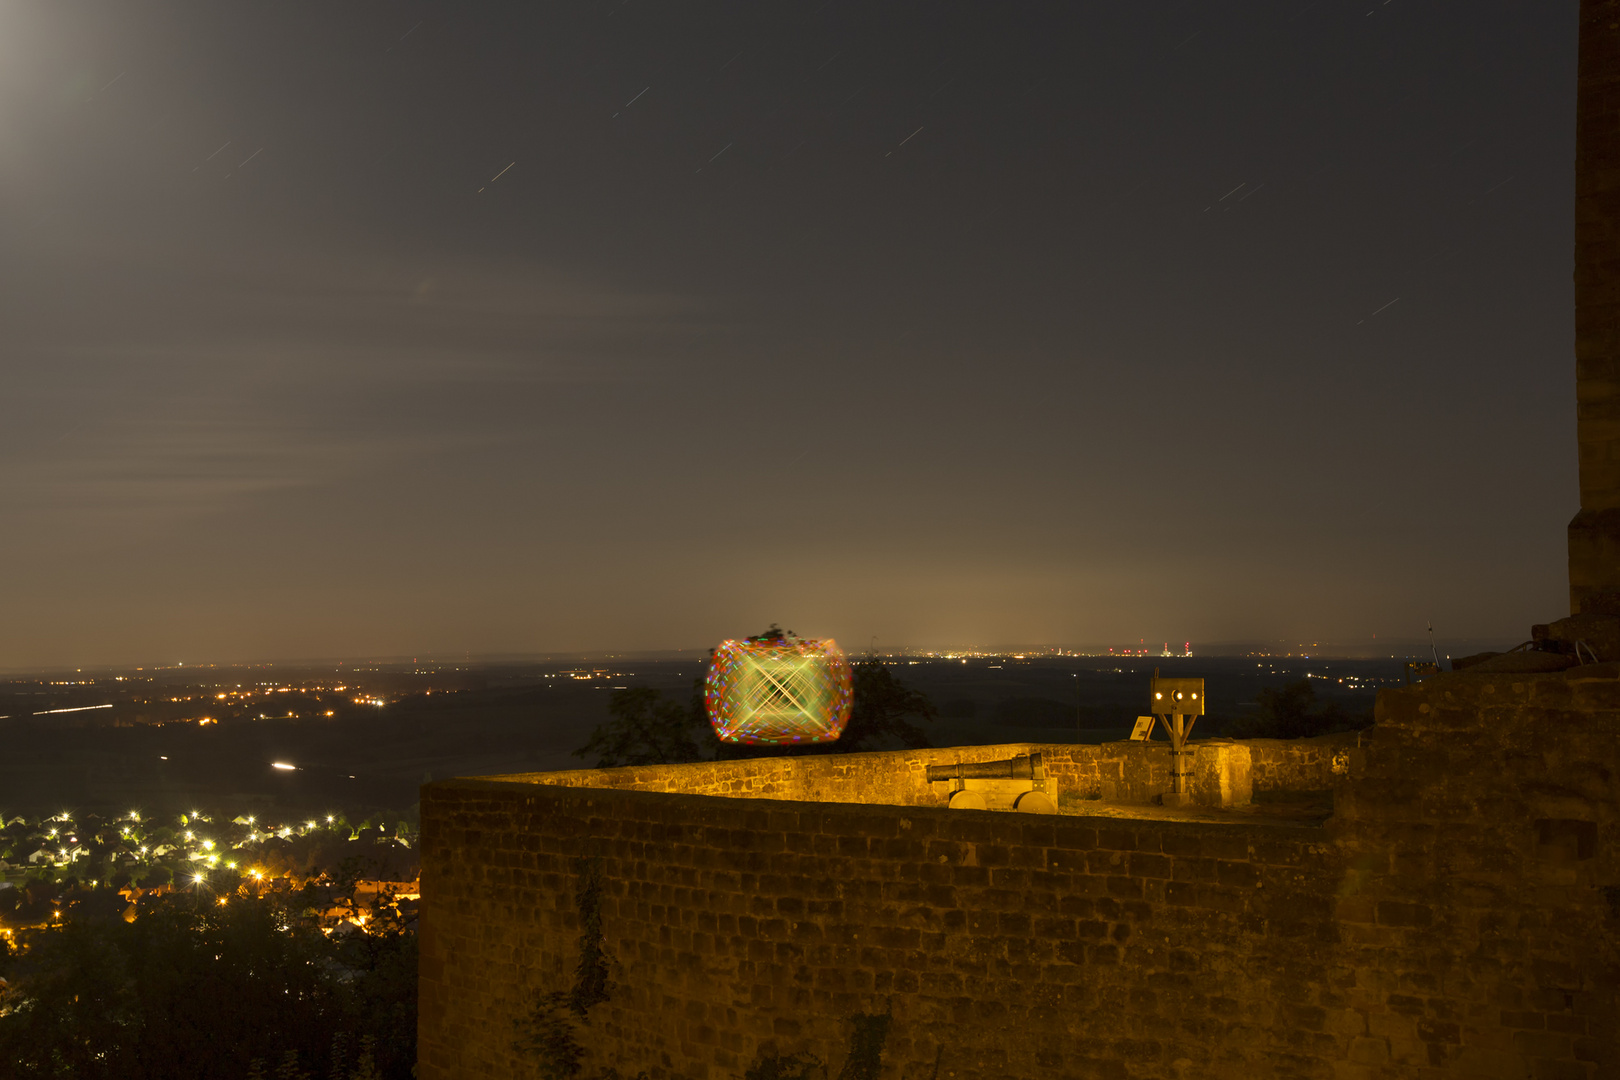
xmin=0 ymin=887 xmax=415 ymax=1080
xmin=577 ymin=654 xmax=937 ymax=768
xmin=575 ymin=685 xmax=709 ymax=768
xmin=1226 ymin=678 xmax=1371 ymax=739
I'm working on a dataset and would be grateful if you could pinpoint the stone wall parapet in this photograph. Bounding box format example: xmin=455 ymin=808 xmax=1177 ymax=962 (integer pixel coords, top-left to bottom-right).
xmin=422 ymin=667 xmax=1620 ymax=1078
xmin=496 ymin=737 xmax=1277 ymax=812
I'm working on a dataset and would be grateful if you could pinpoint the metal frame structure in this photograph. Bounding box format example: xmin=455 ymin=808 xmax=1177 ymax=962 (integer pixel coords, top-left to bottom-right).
xmin=1149 ymin=669 xmax=1204 ymax=806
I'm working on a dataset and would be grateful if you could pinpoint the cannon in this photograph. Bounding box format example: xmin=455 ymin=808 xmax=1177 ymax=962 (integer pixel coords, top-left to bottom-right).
xmin=926 ymin=752 xmax=1057 ymax=813
xmin=924 ymin=754 xmax=1043 ymax=782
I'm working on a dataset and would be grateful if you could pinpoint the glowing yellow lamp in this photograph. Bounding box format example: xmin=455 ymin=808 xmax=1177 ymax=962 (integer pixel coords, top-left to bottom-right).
xmin=705 ymin=635 xmax=853 ymax=745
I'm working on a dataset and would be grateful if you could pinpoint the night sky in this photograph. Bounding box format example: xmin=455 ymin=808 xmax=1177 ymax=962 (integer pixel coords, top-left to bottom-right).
xmin=0 ymin=2 xmax=1578 ymax=667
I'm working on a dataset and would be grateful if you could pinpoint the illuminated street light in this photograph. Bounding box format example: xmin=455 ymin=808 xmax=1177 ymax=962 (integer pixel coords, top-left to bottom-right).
xmin=271 ymin=762 xmax=297 ymax=771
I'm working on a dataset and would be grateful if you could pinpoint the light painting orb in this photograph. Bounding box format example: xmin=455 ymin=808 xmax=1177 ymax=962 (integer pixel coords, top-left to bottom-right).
xmin=705 ymin=635 xmax=853 ymax=745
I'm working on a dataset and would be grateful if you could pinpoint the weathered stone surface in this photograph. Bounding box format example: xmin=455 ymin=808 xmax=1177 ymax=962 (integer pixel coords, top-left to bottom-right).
xmin=1245 ymin=733 xmax=1357 ymax=793
xmin=421 ymin=2 xmax=1620 ymax=1068
xmin=496 ymin=739 xmax=1259 ymax=811
xmin=419 ymin=670 xmax=1619 ymax=1079
xmin=1570 ymin=0 xmax=1620 ymax=612
xmin=1533 ymin=611 xmax=1620 ymax=665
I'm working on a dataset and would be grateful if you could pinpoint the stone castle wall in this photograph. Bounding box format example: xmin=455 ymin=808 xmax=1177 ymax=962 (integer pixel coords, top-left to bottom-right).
xmin=487 ymin=736 xmax=1277 ymax=810
xmin=1245 ymin=732 xmax=1358 ymax=794
xmin=419 ymin=673 xmax=1619 ymax=1079
xmin=1571 ymin=0 xmax=1620 ymax=612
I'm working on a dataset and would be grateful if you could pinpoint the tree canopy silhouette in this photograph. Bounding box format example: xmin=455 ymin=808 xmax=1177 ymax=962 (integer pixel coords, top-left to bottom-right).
xmin=839 ymin=660 xmax=935 ymax=751
xmin=0 ymin=888 xmax=415 ymax=1079
xmin=574 ymin=687 xmax=709 ymax=768
xmin=1227 ymin=678 xmax=1368 ymax=739
xmin=575 ymin=629 xmax=935 ymax=767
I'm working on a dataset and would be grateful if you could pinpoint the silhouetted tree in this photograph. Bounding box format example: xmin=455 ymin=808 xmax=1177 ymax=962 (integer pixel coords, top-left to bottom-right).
xmin=0 ymin=888 xmax=416 ymax=1079
xmin=1228 ymin=678 xmax=1366 ymax=739
xmin=137 ymin=865 xmax=173 ymax=889
xmin=576 ymin=687 xmax=710 ymax=768
xmin=836 ymin=661 xmax=935 ymax=752
xmin=577 ymin=644 xmax=937 ymax=765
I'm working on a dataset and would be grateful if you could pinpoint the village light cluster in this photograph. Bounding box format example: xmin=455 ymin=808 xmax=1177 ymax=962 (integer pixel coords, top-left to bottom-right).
xmin=0 ymin=807 xmax=419 ymax=935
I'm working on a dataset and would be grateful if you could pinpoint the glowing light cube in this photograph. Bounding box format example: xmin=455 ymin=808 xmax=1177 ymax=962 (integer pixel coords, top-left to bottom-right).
xmin=705 ymin=637 xmax=853 ymax=745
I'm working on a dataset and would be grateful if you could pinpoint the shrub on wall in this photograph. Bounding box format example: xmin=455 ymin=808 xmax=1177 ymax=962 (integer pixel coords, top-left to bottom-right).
xmin=576 ymin=658 xmax=936 ymax=768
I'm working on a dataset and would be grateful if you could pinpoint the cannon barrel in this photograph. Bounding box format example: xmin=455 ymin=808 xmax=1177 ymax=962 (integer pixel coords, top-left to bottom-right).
xmin=926 ymin=752 xmax=1041 ymax=783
